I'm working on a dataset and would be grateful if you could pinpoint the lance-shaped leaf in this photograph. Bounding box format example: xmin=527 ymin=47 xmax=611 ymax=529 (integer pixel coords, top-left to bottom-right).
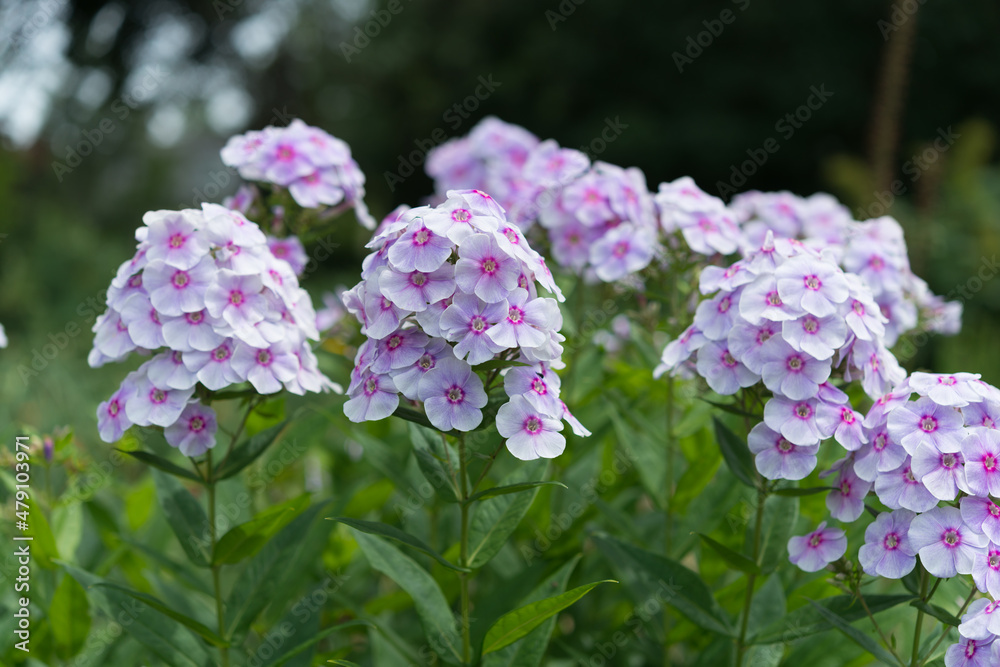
xmin=329 ymin=517 xmax=468 ymax=572
xmin=713 ymin=417 xmax=756 ymax=488
xmin=467 ymin=468 xmax=542 ymax=569
xmin=213 ymin=494 xmax=310 ymax=565
xmin=482 ymin=580 xmax=616 ymax=655
xmin=697 ymin=533 xmax=761 ymax=574
xmin=351 ymin=531 xmax=463 ymax=664
xmin=751 ymin=594 xmax=914 ymax=644
xmin=409 ymin=423 xmax=461 ymax=503
xmin=50 ymin=574 xmax=90 ymax=659
xmin=119 ymin=449 xmax=203 ymax=482
xmin=214 ymin=420 xmax=290 ymax=480
xmin=467 ymin=481 xmax=566 ymax=504
xmin=94 ymin=582 xmax=228 ymax=647
xmin=910 ymin=600 xmax=961 ymax=627
xmin=593 ymin=533 xmax=734 ymax=636
xmin=152 ymin=470 xmax=211 ymax=567
xmin=805 ymin=599 xmax=900 ymax=665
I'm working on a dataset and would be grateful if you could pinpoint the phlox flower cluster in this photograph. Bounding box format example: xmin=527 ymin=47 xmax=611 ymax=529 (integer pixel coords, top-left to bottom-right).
xmin=90 ymin=204 xmax=338 ymax=456
xmin=221 ymin=119 xmax=375 ymax=229
xmin=654 ymin=230 xmax=904 ymax=405
xmin=341 ymin=188 xmax=590 ymax=460
xmin=426 ymin=116 xmax=662 ymax=284
xmin=776 ymin=371 xmax=1000 ymax=662
xmin=732 ymin=190 xmax=961 ymax=345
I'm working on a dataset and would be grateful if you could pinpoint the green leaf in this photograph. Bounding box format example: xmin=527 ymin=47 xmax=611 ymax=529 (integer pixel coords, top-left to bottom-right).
xmin=745 ymin=575 xmax=787 ymax=642
xmin=467 ymin=467 xmax=542 ymax=568
xmin=713 ymin=417 xmax=756 ymax=488
xmin=482 ymin=555 xmax=581 ymax=667
xmin=409 ymin=422 xmax=461 ymax=503
xmin=214 ymin=420 xmax=290 ymax=480
xmin=213 ymin=494 xmax=310 ymax=565
xmin=805 ymin=599 xmax=900 ymax=665
xmin=328 ymin=517 xmax=468 ymax=572
xmin=474 ymin=358 xmax=531 ymax=373
xmin=351 ymin=531 xmax=463 ymax=664
xmin=751 ymin=595 xmax=914 ymax=644
xmin=94 ymin=582 xmax=228 ymax=647
xmin=482 ymin=580 xmax=616 ymax=655
xmin=697 ymin=533 xmax=761 ymax=574
xmin=25 ymin=496 xmax=59 ymax=569
xmin=225 ymin=502 xmax=332 ymax=637
xmin=260 ymin=620 xmax=368 ymax=666
xmin=392 ymin=406 xmax=438 ymax=431
xmin=910 ymin=600 xmax=961 ymax=627
xmin=327 ymin=661 xmax=363 ymax=667
xmin=757 ymin=494 xmax=799 ymax=574
xmin=50 ymin=574 xmax=90 ymax=659
xmin=61 ymin=562 xmax=213 ymax=667
xmin=119 ymin=449 xmax=203 ymax=482
xmin=467 ymin=481 xmax=567 ymax=504
xmin=593 ymin=534 xmax=734 ymax=636
xmin=152 ymin=470 xmax=211 ymax=567
xmin=772 ymin=486 xmax=834 ymax=497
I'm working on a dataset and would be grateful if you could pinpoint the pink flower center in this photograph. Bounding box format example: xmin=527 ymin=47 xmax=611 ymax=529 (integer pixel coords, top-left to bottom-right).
xmin=387 ymin=335 xmax=402 ymax=350
xmin=277 ymin=145 xmax=295 ymax=161
xmin=939 ymin=376 xmax=957 ymax=386
xmin=942 ymin=528 xmax=961 ymax=547
xmin=869 ymin=255 xmax=885 ymax=271
xmin=524 ymin=416 xmax=542 ymax=434
xmin=256 ymin=350 xmax=273 ymax=366
xmin=841 ymin=408 xmax=855 ymax=424
xmin=108 ymin=399 xmax=120 ymax=416
xmin=794 ymin=403 xmax=813 ymax=419
xmin=413 ymin=228 xmax=431 ymax=245
xmin=883 ymin=533 xmax=899 ymax=550
xmin=168 ymin=233 xmax=185 ymax=248
xmin=212 ymin=345 xmax=231 ymax=362
xmin=186 ymin=311 xmax=204 ymax=324
xmin=757 ymin=328 xmax=773 ymax=344
xmin=839 ymin=479 xmax=851 ymax=496
xmin=503 ymin=228 xmax=520 ymax=244
xmin=874 ymin=432 xmax=888 ymax=452
xmin=447 ymin=386 xmax=465 ymax=404
xmin=777 ymin=438 xmax=792 ymax=453
xmin=717 ymin=296 xmax=731 ymax=314
xmin=229 ymin=290 xmax=245 ymax=306
xmin=172 ymin=271 xmax=190 ymax=288
xmin=189 ymin=416 xmax=205 ymax=433
xmin=418 ymin=354 xmax=435 ymax=371
xmin=852 ymin=300 xmax=864 ymax=315
xmin=903 ymin=466 xmax=918 ymax=484
xmin=985 ymin=417 xmax=996 ymax=428
xmin=380 ymin=296 xmax=393 ymax=311
xmin=989 ymin=551 xmax=1000 ymax=570
xmin=802 ymin=316 xmax=819 ymax=334
xmin=452 ymin=209 xmax=471 ymax=222
xmin=803 ymin=275 xmax=822 ymax=291
xmin=116 ymin=318 xmax=128 ymax=332
xmin=482 ymin=258 xmax=498 ymax=274
xmin=129 ymin=274 xmax=143 ymax=288
xmin=722 ymin=351 xmax=737 ymax=368
xmin=364 ymin=377 xmax=378 ymax=395
xmin=787 ymin=356 xmax=803 ymax=371
xmin=410 ymin=272 xmax=428 ymax=287
xmin=612 ymin=241 xmax=630 ymax=258
xmin=919 ymin=416 xmax=937 ymax=433
xmin=697 ymin=217 xmax=716 ymax=232
xmin=766 ymin=291 xmax=782 ymax=307
xmin=984 ymin=454 xmax=997 ymax=472
xmin=150 ymin=388 xmax=167 ymax=404
xmin=808 ymin=533 xmax=823 ymax=548
xmin=531 ymin=378 xmax=547 ymax=395
xmin=304 ymin=172 xmax=320 ymax=185
xmin=966 ymin=640 xmax=978 ymax=658
xmin=941 ymin=453 xmax=958 ymax=469
xmin=508 ymin=306 xmax=524 ymax=324
xmin=470 ymin=315 xmax=487 ymax=333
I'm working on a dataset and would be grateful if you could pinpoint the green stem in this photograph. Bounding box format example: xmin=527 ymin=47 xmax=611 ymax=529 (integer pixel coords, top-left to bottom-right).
xmin=736 ymin=485 xmax=766 ymax=665
xmin=458 ymin=434 xmax=472 ymax=665
xmin=855 ymin=581 xmax=905 ymax=666
xmin=911 ymin=569 xmax=928 ymax=667
xmin=206 ymin=450 xmax=230 ymax=667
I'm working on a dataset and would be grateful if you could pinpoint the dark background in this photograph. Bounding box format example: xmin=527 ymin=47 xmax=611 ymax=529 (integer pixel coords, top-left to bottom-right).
xmin=2 ymin=0 xmax=1000 ymax=431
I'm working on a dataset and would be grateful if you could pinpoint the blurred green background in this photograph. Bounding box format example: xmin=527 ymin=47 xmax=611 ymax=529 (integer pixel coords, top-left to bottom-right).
xmin=1 ymin=0 xmax=999 ymax=468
